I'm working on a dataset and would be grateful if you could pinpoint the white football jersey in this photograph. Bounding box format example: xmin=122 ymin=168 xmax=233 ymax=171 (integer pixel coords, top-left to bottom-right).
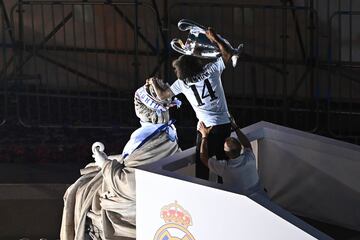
xmin=170 ymin=57 xmax=230 ymax=127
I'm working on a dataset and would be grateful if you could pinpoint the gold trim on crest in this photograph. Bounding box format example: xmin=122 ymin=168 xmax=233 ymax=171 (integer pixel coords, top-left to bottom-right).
xmin=154 ymin=201 xmax=196 ymax=240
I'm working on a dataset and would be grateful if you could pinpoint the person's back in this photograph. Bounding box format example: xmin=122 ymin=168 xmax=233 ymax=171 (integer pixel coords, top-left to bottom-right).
xmin=170 ymin=56 xmax=229 ymax=127
xmin=209 ymin=148 xmax=260 ymax=194
xmin=148 ymin=27 xmax=236 ymax=180
xmin=199 ymin=118 xmax=265 ymax=195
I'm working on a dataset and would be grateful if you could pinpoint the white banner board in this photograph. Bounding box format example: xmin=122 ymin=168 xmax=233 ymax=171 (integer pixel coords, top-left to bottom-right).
xmin=136 ymin=169 xmax=317 ymax=240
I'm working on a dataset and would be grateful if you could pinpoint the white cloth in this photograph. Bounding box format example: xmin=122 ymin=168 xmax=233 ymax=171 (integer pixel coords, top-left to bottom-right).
xmin=60 ymin=132 xmax=180 ymax=240
xmin=170 ymin=57 xmax=230 ymax=127
xmin=122 ymin=120 xmax=177 ymax=159
xmin=135 ymin=86 xmax=168 ymax=115
xmin=208 ymin=148 xmax=260 ymax=194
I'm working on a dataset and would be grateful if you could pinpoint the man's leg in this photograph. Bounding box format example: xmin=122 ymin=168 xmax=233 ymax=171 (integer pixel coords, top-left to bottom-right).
xmin=195 ymin=130 xmax=210 ymax=180
xmin=195 ymin=123 xmax=231 ymax=181
xmin=210 ymin=123 xmax=232 ymax=183
xmin=210 ymin=123 xmax=231 ymax=158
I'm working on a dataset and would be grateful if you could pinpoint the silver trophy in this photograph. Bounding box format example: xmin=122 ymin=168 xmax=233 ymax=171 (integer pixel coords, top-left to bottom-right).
xmin=170 ymin=19 xmax=243 ymax=67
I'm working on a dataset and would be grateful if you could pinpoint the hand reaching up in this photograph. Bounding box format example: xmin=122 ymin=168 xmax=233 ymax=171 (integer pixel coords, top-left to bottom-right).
xmin=229 ymin=114 xmax=239 ymax=131
xmin=205 ymin=27 xmax=217 ymax=43
xmin=199 ymin=121 xmax=213 ymax=138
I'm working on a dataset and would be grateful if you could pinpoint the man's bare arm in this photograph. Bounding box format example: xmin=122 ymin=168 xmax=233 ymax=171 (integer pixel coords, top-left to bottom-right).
xmin=235 ymin=128 xmax=252 ymax=150
xmin=230 ymin=117 xmax=252 ymax=150
xmin=199 ymin=121 xmax=213 ymax=168
xmin=148 ymin=77 xmax=174 ymax=100
xmin=206 ymin=28 xmax=233 ymax=64
xmin=200 ymin=138 xmax=209 ymax=168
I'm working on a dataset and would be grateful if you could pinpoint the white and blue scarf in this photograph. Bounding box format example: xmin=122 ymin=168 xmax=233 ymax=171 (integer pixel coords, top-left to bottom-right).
xmin=122 ymin=120 xmax=177 ymax=159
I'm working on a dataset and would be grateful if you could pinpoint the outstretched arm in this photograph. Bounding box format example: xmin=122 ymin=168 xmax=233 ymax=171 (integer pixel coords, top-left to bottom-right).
xmin=230 ymin=116 xmax=252 ymax=150
xmin=147 ymin=77 xmax=174 ymax=100
xmin=206 ymin=28 xmax=233 ymax=64
xmin=198 ymin=121 xmax=213 ymax=168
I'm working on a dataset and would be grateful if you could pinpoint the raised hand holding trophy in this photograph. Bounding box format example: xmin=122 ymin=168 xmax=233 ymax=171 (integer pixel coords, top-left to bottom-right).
xmin=170 ymin=19 xmax=243 ymax=67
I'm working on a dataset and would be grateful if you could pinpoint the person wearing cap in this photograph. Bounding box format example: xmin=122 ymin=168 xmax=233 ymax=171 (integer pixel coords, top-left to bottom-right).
xmin=148 ymin=27 xmax=236 ymax=181
xmin=198 ymin=116 xmax=263 ymax=195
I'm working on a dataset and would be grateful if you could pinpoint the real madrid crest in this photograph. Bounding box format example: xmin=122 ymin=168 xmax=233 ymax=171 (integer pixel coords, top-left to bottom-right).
xmin=153 ymin=201 xmax=196 ymax=240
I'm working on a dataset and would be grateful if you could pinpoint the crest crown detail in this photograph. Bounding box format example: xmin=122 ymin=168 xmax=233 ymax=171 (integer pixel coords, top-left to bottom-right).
xmin=160 ymin=201 xmax=192 ymax=228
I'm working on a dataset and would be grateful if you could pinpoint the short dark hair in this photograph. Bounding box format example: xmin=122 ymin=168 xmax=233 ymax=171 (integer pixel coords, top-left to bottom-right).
xmin=224 ymin=137 xmax=242 ymax=159
xmin=172 ymin=55 xmax=204 ymax=82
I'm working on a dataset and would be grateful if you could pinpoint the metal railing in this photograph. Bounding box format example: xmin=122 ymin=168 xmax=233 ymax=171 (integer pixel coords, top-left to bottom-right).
xmin=0 ymin=0 xmax=358 ymax=144
xmin=6 ymin=0 xmax=161 ymax=128
xmin=0 ymin=1 xmax=13 ymax=127
xmin=168 ymin=3 xmax=321 ymax=132
xmin=327 ymin=10 xmax=360 ymax=143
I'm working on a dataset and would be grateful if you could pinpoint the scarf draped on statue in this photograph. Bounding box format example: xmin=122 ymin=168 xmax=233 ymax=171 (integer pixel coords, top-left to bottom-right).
xmin=122 ymin=120 xmax=177 ymax=159
xmin=60 ymin=128 xmax=180 ymax=240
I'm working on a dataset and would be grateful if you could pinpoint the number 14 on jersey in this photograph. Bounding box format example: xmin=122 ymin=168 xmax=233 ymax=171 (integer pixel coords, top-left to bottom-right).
xmin=190 ymin=79 xmax=218 ymax=106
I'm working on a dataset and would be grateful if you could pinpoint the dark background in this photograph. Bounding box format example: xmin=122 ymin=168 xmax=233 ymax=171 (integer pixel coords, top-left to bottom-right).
xmin=0 ymin=0 xmax=359 ymax=239
xmin=0 ymin=0 xmax=359 ymax=165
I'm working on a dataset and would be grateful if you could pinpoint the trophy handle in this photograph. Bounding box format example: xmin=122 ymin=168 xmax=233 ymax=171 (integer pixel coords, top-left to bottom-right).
xmin=170 ymin=38 xmax=193 ymax=55
xmin=178 ymin=19 xmax=207 ymax=34
xmin=230 ymin=43 xmax=244 ymax=67
xmin=173 ymin=19 xmax=245 ymax=64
